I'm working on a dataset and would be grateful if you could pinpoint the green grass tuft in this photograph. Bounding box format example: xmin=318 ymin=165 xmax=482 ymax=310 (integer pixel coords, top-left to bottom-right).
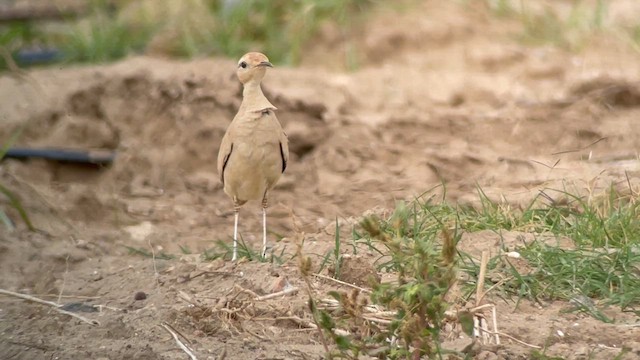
xmin=203 ymin=237 xmax=289 ymax=264
xmin=0 ymin=128 xmax=35 ymax=231
xmin=0 ymin=0 xmax=376 ymax=69
xmin=125 ymin=245 xmax=176 ymax=260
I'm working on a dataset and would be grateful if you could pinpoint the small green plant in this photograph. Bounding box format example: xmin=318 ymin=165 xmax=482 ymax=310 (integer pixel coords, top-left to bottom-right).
xmin=0 ymin=128 xmax=34 ymax=231
xmin=327 ymin=218 xmax=343 ymax=278
xmin=203 ymin=237 xmax=288 ymax=264
xmin=303 ymin=199 xmax=460 ymax=359
xmin=362 ymin=217 xmax=458 ymax=359
xmin=179 ymin=244 xmax=192 ymax=255
xmin=529 ymin=350 xmax=566 ymax=360
xmin=125 ymin=245 xmax=175 ymax=260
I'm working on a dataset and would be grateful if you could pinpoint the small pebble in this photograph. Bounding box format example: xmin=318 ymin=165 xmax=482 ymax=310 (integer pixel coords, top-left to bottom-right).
xmin=134 ymin=291 xmax=147 ymax=301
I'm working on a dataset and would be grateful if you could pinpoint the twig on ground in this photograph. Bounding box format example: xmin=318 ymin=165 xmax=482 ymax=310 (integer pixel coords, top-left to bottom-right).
xmin=596 ymin=344 xmax=620 ymax=350
xmin=262 ymin=315 xmax=350 ymax=336
xmin=6 ymin=339 xmax=52 ymax=351
xmin=469 ymin=306 xmax=501 ymax=345
xmin=551 ymin=137 xmax=606 ymax=156
xmin=476 ymin=251 xmax=489 ymax=306
xmin=0 ymin=289 xmax=99 ymax=326
xmin=312 ymin=273 xmax=372 ymax=294
xmin=218 ymin=347 xmax=227 ymax=360
xmin=482 ymin=276 xmax=512 ymax=298
xmin=491 ymin=305 xmax=500 ymax=345
xmin=178 ymin=290 xmax=198 ymax=306
xmin=148 ymin=238 xmax=159 ymax=285
xmin=187 ymin=270 xmax=239 ymax=281
xmin=317 ymin=298 xmax=393 ymax=317
xmin=253 ymin=315 xmax=316 ymax=328
xmin=474 ymin=314 xmax=491 ymax=343
xmin=56 ymin=254 xmax=70 ymax=305
xmin=471 ymin=251 xmax=501 ymax=345
xmin=468 ymin=303 xmax=495 ymax=312
xmin=35 ymin=294 xmax=101 ymax=300
xmin=618 ymin=323 xmax=640 ymax=327
xmin=234 ymin=285 xmax=260 ymax=299
xmin=255 ymin=287 xmax=298 ymax=301
xmin=362 ymin=315 xmax=393 ymax=325
xmin=160 ymin=322 xmax=198 ymax=360
xmin=96 ymin=304 xmax=124 ymax=312
xmin=246 ymin=329 xmax=268 ymax=341
xmin=165 ymin=322 xmax=193 ymax=346
xmin=481 ymin=329 xmax=541 ymax=349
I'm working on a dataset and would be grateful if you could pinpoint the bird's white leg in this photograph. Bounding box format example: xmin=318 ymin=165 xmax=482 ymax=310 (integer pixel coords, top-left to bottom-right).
xmin=232 ymin=200 xmax=240 ymax=261
xmin=262 ymin=196 xmax=268 ymax=259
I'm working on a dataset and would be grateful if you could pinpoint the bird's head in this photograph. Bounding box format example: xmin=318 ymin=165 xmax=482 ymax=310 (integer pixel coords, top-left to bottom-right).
xmin=236 ymin=52 xmax=273 ymax=84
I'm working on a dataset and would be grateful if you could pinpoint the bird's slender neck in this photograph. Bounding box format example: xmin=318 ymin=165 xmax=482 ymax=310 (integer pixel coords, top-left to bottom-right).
xmin=240 ymin=80 xmax=276 ymax=113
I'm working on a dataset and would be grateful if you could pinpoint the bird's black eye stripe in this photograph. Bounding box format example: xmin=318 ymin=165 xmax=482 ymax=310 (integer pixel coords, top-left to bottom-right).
xmin=239 ymin=61 xmax=247 ymax=69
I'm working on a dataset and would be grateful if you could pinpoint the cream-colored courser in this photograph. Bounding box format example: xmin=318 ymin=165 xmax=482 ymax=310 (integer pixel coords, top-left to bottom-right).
xmin=217 ymin=52 xmax=289 ymax=261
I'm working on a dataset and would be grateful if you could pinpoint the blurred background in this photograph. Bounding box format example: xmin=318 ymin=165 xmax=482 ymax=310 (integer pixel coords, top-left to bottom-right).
xmin=1 ymin=0 xmax=377 ymax=69
xmin=2 ymin=0 xmax=639 ymax=70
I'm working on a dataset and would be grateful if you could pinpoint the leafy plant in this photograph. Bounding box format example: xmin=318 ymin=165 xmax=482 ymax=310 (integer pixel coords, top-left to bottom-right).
xmin=361 ymin=215 xmax=458 ymax=358
xmin=303 ymin=199 xmax=460 ymax=359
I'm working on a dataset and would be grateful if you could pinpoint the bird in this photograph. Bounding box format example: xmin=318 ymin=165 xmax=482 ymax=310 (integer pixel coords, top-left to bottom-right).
xmin=217 ymin=52 xmax=289 ymax=261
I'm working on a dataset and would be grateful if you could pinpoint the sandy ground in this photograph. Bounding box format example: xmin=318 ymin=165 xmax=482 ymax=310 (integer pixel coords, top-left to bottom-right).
xmin=1 ymin=1 xmax=640 ymax=359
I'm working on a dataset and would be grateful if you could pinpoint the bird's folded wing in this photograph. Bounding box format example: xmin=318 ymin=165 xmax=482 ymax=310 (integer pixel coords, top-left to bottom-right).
xmin=279 ymin=131 xmax=289 ymax=173
xmin=217 ymin=132 xmax=233 ymax=184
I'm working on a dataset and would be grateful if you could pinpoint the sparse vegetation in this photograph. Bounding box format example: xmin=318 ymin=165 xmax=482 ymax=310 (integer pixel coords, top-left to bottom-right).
xmin=203 ymin=237 xmax=289 ymax=264
xmin=517 ymin=0 xmax=607 ymax=49
xmin=0 ymin=129 xmax=34 ymax=231
xmin=299 ymin=183 xmax=639 ymax=357
xmin=298 ymin=222 xmax=460 ymax=358
xmin=399 ymin=185 xmax=640 ymax=314
xmin=0 ymin=0 xmax=375 ymax=69
xmin=465 ymin=0 xmax=640 ymax=51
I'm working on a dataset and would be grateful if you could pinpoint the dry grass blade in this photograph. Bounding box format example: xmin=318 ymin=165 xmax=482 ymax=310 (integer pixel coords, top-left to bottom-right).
xmin=312 ymin=273 xmax=372 ymax=294
xmin=0 ymin=183 xmax=34 ymax=230
xmin=0 ymin=288 xmax=99 ymax=326
xmin=551 ymin=137 xmax=607 ymax=155
xmin=0 ymin=127 xmax=35 ymax=231
xmin=160 ymin=322 xmax=198 ymax=360
xmin=480 ymin=329 xmax=541 ymax=349
xmin=475 ymin=251 xmax=489 ymax=306
xmin=317 ymin=298 xmax=395 ymax=325
xmin=254 ymin=287 xmax=298 ymax=301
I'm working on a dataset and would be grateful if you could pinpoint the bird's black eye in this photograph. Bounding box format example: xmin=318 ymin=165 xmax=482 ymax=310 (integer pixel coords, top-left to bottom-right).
xmin=239 ymin=61 xmax=247 ymax=69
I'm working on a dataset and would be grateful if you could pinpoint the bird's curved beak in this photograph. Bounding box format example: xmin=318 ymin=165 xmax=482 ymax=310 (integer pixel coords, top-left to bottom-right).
xmin=257 ymin=61 xmax=273 ymax=68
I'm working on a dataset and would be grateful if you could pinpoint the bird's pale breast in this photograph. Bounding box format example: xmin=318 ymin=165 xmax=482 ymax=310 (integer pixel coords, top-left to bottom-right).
xmin=222 ymin=113 xmax=284 ymax=203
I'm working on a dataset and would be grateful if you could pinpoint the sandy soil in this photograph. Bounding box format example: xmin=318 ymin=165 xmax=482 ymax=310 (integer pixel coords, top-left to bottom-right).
xmin=1 ymin=1 xmax=640 ymax=359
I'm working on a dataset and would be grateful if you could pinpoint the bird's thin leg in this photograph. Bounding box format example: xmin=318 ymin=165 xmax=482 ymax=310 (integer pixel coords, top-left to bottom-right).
xmin=261 ymin=195 xmax=268 ymax=259
xmin=232 ymin=199 xmax=240 ymax=262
